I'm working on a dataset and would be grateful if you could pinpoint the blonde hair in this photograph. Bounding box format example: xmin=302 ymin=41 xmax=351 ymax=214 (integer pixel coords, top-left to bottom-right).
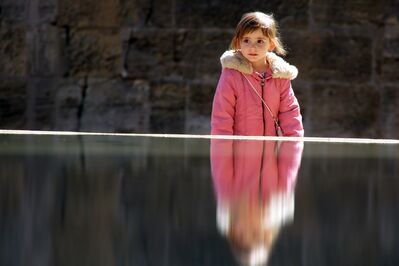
xmin=230 ymin=12 xmax=287 ymax=56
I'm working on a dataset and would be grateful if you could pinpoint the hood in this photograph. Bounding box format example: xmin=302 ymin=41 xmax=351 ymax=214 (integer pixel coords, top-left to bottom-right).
xmin=220 ymin=50 xmax=298 ymax=80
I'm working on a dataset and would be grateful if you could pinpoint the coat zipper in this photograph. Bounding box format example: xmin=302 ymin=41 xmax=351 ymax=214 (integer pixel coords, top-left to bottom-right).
xmin=260 ymin=73 xmax=266 ymax=136
xmin=259 ymin=73 xmax=266 ymax=199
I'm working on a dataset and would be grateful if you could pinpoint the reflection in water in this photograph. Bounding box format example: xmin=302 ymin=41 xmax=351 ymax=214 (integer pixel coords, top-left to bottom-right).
xmin=211 ymin=140 xmax=303 ymax=266
xmin=0 ymin=135 xmax=221 ymax=266
xmin=1 ymin=134 xmax=399 ymax=266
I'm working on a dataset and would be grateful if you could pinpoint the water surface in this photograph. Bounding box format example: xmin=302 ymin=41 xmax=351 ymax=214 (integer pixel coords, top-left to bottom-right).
xmin=0 ymin=134 xmax=398 ymax=266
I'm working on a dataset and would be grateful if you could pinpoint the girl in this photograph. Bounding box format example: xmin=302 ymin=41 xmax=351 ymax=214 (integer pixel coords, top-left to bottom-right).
xmin=211 ymin=12 xmax=304 ymax=137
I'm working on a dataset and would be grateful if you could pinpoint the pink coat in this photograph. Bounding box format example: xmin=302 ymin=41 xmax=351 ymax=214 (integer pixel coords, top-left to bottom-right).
xmin=211 ymin=50 xmax=304 ymax=137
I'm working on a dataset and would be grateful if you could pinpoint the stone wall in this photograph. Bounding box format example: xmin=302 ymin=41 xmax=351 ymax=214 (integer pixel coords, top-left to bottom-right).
xmin=1 ymin=0 xmax=399 ymax=138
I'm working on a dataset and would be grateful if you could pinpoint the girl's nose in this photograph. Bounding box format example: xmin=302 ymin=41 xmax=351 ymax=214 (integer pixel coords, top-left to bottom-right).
xmin=249 ymin=45 xmax=257 ymax=52
xmin=248 ymin=42 xmax=257 ymax=48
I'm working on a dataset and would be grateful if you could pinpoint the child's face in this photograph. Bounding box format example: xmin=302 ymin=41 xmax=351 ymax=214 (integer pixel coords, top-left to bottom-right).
xmin=238 ymin=29 xmax=274 ymax=65
xmin=230 ymin=201 xmax=263 ymax=246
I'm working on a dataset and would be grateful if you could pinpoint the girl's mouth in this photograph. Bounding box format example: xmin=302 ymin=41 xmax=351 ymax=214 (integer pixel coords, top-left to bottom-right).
xmin=248 ymin=53 xmax=258 ymax=56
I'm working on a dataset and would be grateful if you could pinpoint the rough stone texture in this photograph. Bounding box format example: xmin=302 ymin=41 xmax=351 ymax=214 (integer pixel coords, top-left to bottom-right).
xmin=381 ymin=24 xmax=399 ymax=82
xmin=123 ymin=28 xmax=230 ymax=82
xmin=188 ymin=30 xmax=231 ymax=81
xmin=380 ymin=57 xmax=399 ymax=82
xmin=1 ymin=0 xmax=58 ymax=24
xmin=185 ymin=112 xmax=211 ymax=134
xmin=120 ymin=0 xmax=173 ymax=28
xmin=28 ymin=24 xmax=63 ymax=77
xmin=311 ymin=0 xmax=385 ymax=25
xmin=80 ymin=78 xmax=150 ymax=133
xmin=65 ymin=28 xmax=121 ymax=78
xmin=150 ymin=81 xmax=187 ymax=133
xmin=38 ymin=0 xmax=58 ymax=23
xmin=385 ymin=0 xmax=399 ymax=22
xmin=175 ymin=0 xmax=309 ymax=29
xmin=1 ymin=0 xmax=399 ymax=138
xmin=284 ymin=30 xmax=372 ymax=82
xmin=185 ymin=82 xmax=214 ymax=134
xmin=0 ymin=22 xmax=27 ymax=76
xmin=308 ymin=82 xmax=380 ymax=137
xmin=54 ymin=79 xmax=82 ymax=131
xmin=58 ymin=0 xmax=120 ymax=28
xmin=380 ymin=85 xmax=399 ymax=139
xmin=290 ymin=80 xmax=310 ymax=130
xmin=188 ymin=82 xmax=214 ymax=116
xmin=0 ymin=79 xmax=27 ymax=129
xmin=384 ymin=37 xmax=399 ymax=58
xmin=123 ymin=29 xmax=176 ymax=80
xmin=0 ymin=0 xmax=27 ymax=23
xmin=27 ymin=78 xmax=59 ymax=130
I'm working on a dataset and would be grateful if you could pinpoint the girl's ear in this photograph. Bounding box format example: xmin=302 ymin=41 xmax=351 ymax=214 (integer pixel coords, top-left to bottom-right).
xmin=268 ymin=40 xmax=276 ymax=52
xmin=236 ymin=39 xmax=241 ymax=50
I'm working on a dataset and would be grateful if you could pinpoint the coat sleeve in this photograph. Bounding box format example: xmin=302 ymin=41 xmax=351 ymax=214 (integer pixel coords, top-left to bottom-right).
xmin=278 ymin=79 xmax=304 ymax=137
xmin=211 ymin=69 xmax=236 ymax=135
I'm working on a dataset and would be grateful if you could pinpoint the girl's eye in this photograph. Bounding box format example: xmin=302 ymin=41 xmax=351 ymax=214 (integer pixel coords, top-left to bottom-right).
xmin=257 ymin=40 xmax=265 ymax=44
xmin=243 ymin=39 xmax=250 ymax=44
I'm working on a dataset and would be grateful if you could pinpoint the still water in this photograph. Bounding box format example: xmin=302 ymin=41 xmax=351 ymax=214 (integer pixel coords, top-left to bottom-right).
xmin=0 ymin=133 xmax=398 ymax=266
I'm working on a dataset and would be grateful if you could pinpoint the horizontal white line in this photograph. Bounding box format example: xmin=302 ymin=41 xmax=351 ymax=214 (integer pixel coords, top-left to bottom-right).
xmin=0 ymin=129 xmax=398 ymax=144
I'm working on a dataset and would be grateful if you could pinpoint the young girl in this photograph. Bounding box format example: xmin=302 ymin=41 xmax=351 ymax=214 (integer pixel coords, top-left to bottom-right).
xmin=211 ymin=12 xmax=304 ymax=137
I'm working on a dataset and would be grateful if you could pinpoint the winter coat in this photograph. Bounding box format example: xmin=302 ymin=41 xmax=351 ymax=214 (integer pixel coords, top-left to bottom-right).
xmin=211 ymin=50 xmax=304 ymax=136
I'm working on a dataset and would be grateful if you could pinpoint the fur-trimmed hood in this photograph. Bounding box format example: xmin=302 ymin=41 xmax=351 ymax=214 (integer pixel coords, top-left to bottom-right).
xmin=220 ymin=50 xmax=298 ymax=80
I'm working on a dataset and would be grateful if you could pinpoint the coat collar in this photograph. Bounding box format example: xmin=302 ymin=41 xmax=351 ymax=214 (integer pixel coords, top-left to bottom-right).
xmin=220 ymin=50 xmax=298 ymax=80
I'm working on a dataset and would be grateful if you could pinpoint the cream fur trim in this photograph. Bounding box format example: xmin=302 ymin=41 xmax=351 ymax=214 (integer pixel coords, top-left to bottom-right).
xmin=220 ymin=50 xmax=298 ymax=80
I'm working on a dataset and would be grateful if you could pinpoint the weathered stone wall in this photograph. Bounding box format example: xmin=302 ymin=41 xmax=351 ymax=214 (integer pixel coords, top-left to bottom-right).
xmin=1 ymin=0 xmax=399 ymax=137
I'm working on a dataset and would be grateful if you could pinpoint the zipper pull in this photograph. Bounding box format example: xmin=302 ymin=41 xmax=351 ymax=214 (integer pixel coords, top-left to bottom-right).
xmin=260 ymin=73 xmax=265 ymax=88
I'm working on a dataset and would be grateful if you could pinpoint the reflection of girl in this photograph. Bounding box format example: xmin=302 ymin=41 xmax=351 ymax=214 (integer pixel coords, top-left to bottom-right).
xmin=211 ymin=140 xmax=303 ymax=266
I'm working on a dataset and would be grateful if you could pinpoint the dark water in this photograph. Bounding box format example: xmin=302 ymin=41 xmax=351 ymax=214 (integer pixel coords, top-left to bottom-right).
xmin=0 ymin=134 xmax=398 ymax=266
